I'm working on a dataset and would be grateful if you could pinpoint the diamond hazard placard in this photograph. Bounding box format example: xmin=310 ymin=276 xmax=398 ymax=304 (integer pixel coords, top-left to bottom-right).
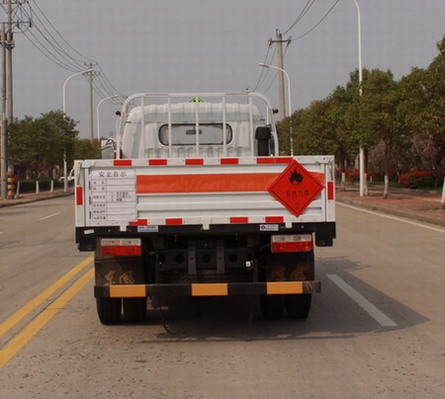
xmin=268 ymin=160 xmax=325 ymax=217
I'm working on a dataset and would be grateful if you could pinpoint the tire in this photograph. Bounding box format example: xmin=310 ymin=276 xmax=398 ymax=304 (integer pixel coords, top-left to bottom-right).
xmin=285 ymin=294 xmax=312 ymax=320
xmin=260 ymin=295 xmax=286 ymax=320
xmin=123 ymin=298 xmax=147 ymax=323
xmin=96 ymin=297 xmax=121 ymax=325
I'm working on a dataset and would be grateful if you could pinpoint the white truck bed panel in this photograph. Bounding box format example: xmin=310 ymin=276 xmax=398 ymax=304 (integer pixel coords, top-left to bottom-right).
xmin=75 ymin=156 xmax=335 ymax=229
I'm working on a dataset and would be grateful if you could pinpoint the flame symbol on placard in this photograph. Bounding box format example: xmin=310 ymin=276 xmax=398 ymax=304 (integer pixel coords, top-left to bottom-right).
xmin=289 ymin=168 xmax=303 ymax=185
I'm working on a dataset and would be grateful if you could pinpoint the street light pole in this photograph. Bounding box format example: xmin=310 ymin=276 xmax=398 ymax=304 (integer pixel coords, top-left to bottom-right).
xmin=61 ymin=68 xmax=92 ymax=192
xmin=96 ymin=95 xmax=118 ymax=141
xmin=62 ymin=68 xmax=92 ymax=115
xmin=353 ymin=0 xmax=366 ymax=197
xmin=259 ymin=63 xmax=294 ymax=156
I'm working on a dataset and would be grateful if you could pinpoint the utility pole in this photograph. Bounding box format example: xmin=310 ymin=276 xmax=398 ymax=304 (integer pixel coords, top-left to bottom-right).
xmin=0 ymin=1 xmax=31 ymax=199
xmin=85 ymin=62 xmax=99 ymax=143
xmin=268 ymin=30 xmax=291 ymax=121
xmin=6 ymin=0 xmax=12 ymax=121
xmin=1 ymin=23 xmax=6 ymax=199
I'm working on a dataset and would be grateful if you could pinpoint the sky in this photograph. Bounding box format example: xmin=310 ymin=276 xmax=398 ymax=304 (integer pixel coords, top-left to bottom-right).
xmin=2 ymin=0 xmax=445 ymax=140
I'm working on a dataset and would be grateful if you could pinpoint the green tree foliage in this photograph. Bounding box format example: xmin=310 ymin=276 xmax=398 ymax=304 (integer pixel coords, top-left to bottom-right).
xmin=360 ymin=69 xmax=405 ymax=179
xmin=279 ymin=35 xmax=445 ymax=185
xmin=74 ymin=138 xmax=101 ymax=160
xmin=8 ymin=110 xmax=79 ymax=179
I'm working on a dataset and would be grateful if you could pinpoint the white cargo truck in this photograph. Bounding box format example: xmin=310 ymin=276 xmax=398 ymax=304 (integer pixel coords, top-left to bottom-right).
xmin=75 ymin=92 xmax=336 ymax=324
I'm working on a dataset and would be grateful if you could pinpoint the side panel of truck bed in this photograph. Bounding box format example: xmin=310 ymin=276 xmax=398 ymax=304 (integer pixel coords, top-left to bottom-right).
xmin=75 ymin=156 xmax=335 ymax=232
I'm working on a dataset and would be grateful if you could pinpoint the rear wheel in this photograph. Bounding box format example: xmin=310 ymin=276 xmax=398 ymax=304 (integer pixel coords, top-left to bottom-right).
xmin=123 ymin=298 xmax=147 ymax=323
xmin=96 ymin=297 xmax=121 ymax=325
xmin=285 ymin=294 xmax=312 ymax=320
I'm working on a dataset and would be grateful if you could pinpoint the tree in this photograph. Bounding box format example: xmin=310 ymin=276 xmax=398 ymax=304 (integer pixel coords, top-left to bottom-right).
xmin=421 ymin=37 xmax=445 ymax=179
xmin=278 ymin=71 xmax=367 ymax=170
xmin=74 ymin=138 xmax=100 ymax=161
xmin=8 ymin=111 xmax=79 ymax=179
xmin=279 ymin=36 xmax=445 ymax=192
xmin=397 ymin=36 xmax=445 ymax=182
xmin=360 ymin=69 xmax=404 ymax=197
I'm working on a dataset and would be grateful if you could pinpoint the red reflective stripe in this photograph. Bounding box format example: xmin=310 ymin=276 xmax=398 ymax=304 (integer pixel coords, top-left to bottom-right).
xmin=257 ymin=157 xmax=293 ymax=164
xmin=101 ymin=245 xmax=142 ymax=257
xmin=265 ymin=216 xmax=284 ymax=223
xmin=149 ymin=159 xmax=167 ymax=166
xmin=185 ymin=159 xmax=204 ymax=165
xmin=257 ymin=158 xmax=275 ymax=164
xmin=129 ymin=219 xmax=148 ymax=226
xmin=166 ymin=218 xmax=183 ymax=225
xmin=327 ymin=181 xmax=334 ymax=200
xmin=271 ymin=241 xmax=313 ymax=253
xmin=220 ymin=158 xmax=239 ymax=165
xmin=114 ymin=160 xmax=132 ymax=166
xmin=275 ymin=157 xmax=294 ymax=164
xmin=76 ymin=187 xmax=83 ymax=206
xmin=230 ymin=217 xmax=248 ymax=224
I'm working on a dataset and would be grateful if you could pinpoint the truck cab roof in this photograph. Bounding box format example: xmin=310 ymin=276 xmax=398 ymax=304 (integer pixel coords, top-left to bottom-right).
xmin=118 ymin=93 xmax=278 ymax=159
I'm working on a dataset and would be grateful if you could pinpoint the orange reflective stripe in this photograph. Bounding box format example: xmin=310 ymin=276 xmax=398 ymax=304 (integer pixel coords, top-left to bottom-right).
xmin=266 ymin=282 xmax=304 ymax=295
xmin=191 ymin=284 xmax=228 ymax=296
xmin=109 ymin=285 xmax=146 ymax=298
xmin=136 ymin=173 xmax=278 ymax=194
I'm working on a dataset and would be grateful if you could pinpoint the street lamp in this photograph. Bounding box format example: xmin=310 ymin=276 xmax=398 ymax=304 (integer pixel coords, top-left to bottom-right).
xmin=259 ymin=63 xmax=294 ymax=156
xmin=353 ymin=0 xmax=366 ymax=197
xmin=96 ymin=95 xmax=118 ymax=141
xmin=61 ymin=68 xmax=92 ymax=192
xmin=62 ymin=68 xmax=92 ymax=115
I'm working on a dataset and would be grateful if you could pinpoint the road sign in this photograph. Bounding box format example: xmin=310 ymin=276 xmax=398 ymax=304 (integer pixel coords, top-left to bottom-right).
xmin=268 ymin=160 xmax=325 ymax=217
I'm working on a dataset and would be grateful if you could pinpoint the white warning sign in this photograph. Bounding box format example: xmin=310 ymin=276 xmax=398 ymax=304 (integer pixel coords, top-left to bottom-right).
xmin=90 ymin=169 xmax=136 ymax=224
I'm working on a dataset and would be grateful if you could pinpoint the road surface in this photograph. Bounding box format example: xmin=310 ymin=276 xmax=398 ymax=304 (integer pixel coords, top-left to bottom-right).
xmin=0 ymin=197 xmax=444 ymax=398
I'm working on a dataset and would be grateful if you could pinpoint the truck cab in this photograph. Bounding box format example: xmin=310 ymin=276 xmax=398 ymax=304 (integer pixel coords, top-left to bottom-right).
xmin=119 ymin=93 xmax=278 ymax=159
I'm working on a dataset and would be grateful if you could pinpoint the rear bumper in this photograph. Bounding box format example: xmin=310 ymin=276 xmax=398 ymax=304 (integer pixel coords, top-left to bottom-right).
xmin=95 ymin=281 xmax=321 ymax=298
xmin=77 ymin=222 xmax=336 ymax=251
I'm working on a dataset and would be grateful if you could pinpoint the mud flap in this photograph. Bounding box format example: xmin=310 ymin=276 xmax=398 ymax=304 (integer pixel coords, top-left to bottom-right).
xmin=94 ymin=246 xmax=145 ymax=287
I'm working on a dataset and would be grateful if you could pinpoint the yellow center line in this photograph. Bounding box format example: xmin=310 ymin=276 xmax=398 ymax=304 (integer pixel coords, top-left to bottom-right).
xmin=0 ymin=255 xmax=93 ymax=338
xmin=0 ymin=268 xmax=94 ymax=369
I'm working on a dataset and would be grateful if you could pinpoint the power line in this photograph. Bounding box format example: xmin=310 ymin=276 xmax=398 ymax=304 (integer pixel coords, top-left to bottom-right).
xmin=96 ymin=66 xmax=125 ymax=99
xmin=20 ymin=8 xmax=85 ymax=71
xmin=21 ymin=1 xmax=123 ymax=99
xmin=281 ymin=0 xmax=317 ymax=35
xmin=293 ymin=0 xmax=342 ymax=41
xmin=24 ymin=31 xmax=78 ymax=71
xmin=21 ymin=27 xmax=78 ymax=71
xmin=23 ymin=4 xmax=85 ymax=69
xmin=263 ymin=46 xmax=289 ymax=95
xmin=29 ymin=0 xmax=96 ymax=64
xmin=251 ymin=44 xmax=275 ymax=92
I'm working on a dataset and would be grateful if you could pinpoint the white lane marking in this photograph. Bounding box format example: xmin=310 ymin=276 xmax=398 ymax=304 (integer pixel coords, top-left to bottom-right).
xmin=39 ymin=212 xmax=61 ymax=220
xmin=327 ymin=274 xmax=397 ymax=328
xmin=338 ymin=202 xmax=445 ymax=234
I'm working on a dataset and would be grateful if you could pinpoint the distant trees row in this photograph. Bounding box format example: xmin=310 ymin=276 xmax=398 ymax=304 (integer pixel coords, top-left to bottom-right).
xmin=278 ymin=36 xmax=445 ymax=187
xmin=7 ymin=110 xmax=100 ymax=179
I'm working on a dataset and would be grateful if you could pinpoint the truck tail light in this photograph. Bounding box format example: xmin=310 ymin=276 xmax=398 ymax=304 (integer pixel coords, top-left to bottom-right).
xmin=76 ymin=186 xmax=83 ymax=206
xmin=271 ymin=234 xmax=313 ymax=253
xmin=101 ymin=238 xmax=142 ymax=256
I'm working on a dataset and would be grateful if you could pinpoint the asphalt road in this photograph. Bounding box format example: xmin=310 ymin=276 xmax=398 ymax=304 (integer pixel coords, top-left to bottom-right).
xmin=0 ymin=197 xmax=444 ymax=398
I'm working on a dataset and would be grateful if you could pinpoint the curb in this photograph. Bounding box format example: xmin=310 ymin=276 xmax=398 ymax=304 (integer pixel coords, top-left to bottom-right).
xmin=0 ymin=191 xmax=73 ymax=208
xmin=337 ymin=196 xmax=445 ymax=228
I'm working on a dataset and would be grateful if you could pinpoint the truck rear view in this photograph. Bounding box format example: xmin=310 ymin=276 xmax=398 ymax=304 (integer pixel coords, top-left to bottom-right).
xmin=75 ymin=93 xmax=336 ymax=324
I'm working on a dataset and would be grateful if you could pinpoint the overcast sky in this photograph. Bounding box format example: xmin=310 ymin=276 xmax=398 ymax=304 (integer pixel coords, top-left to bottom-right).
xmin=3 ymin=0 xmax=445 ymax=139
